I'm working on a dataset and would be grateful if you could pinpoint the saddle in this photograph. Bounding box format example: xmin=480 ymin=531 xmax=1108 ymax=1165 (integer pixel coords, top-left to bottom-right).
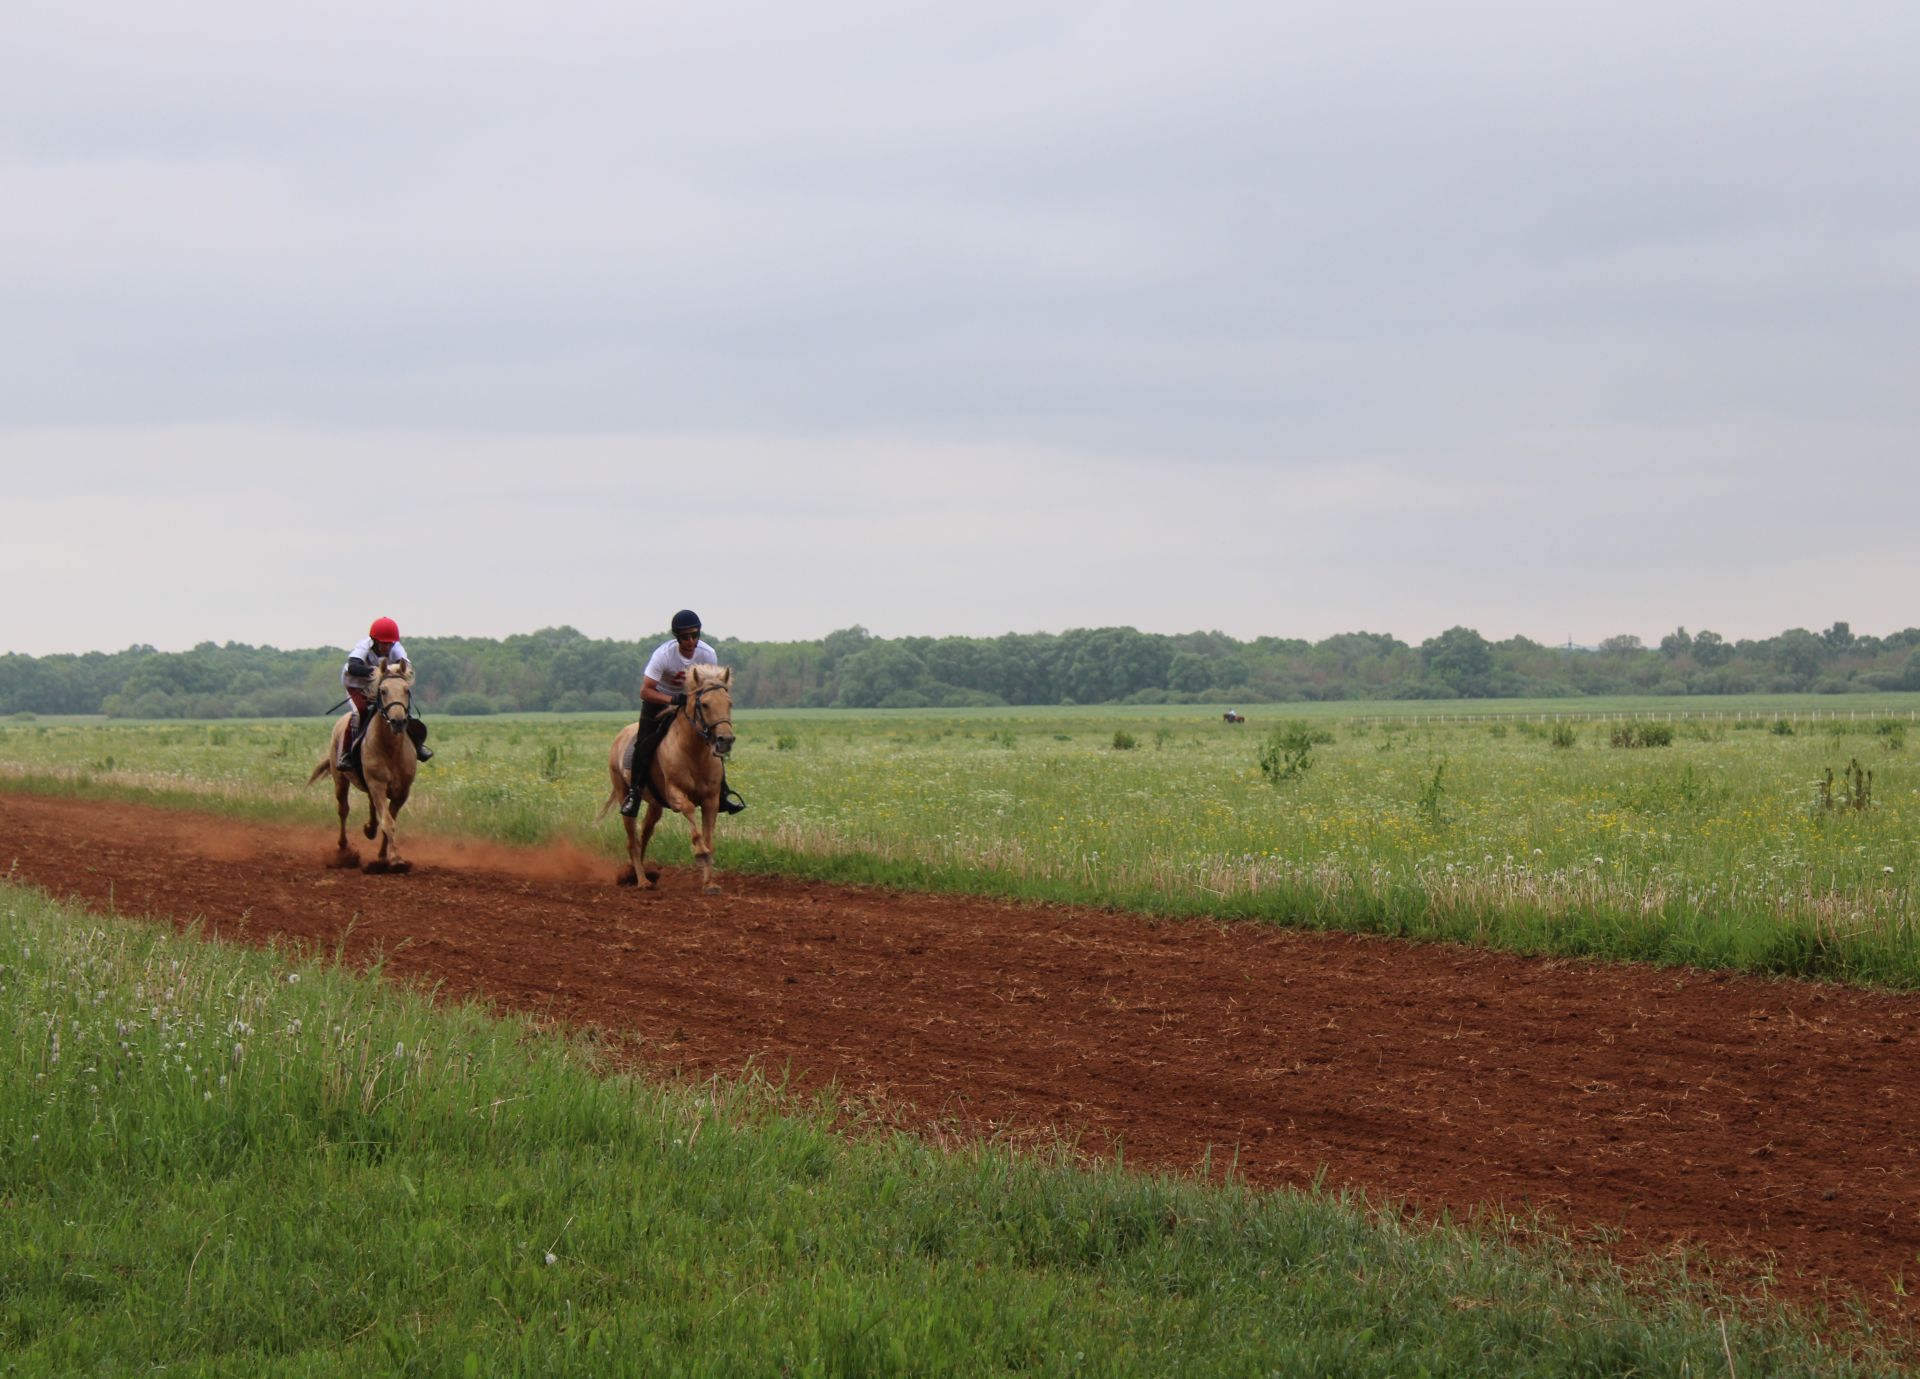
xmin=342 ymin=707 xmax=431 ymax=771
xmin=623 ymin=709 xmax=745 ymax=813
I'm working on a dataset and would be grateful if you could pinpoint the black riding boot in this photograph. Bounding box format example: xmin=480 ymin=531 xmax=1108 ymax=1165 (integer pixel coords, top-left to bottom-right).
xmin=338 ymin=712 xmax=361 ymax=771
xmin=718 ymin=770 xmax=746 ymax=814
xmin=619 ymin=715 xmax=649 ymax=817
xmin=407 ymin=716 xmax=433 ymax=762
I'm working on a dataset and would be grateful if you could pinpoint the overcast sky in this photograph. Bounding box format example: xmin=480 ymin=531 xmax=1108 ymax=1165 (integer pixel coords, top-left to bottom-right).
xmin=3 ymin=1 xmax=1916 ymax=656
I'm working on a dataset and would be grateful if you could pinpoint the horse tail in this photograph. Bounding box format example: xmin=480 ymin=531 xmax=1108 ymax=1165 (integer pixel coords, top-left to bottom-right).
xmin=306 ymin=757 xmax=332 ymax=786
xmin=594 ymin=788 xmax=617 ymax=823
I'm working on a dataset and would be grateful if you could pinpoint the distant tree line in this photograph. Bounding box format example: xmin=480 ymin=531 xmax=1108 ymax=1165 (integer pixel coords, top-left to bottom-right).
xmin=3 ymin=622 xmax=1918 ymax=719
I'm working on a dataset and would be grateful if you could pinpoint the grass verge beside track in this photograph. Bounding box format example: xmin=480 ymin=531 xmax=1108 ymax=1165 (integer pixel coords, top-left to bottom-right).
xmin=1 ymin=880 xmax=1906 ymax=1376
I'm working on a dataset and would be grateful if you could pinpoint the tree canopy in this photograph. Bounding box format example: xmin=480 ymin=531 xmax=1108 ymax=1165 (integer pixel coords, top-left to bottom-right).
xmin=3 ymin=622 xmax=1917 ymax=718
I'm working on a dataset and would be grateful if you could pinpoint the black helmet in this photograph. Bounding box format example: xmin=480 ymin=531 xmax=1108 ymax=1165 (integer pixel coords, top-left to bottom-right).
xmin=670 ymin=609 xmax=702 ymax=634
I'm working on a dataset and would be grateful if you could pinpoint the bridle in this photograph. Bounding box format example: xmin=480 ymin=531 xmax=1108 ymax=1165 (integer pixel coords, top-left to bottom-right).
xmin=687 ymin=683 xmax=734 ymax=757
xmin=375 ymin=674 xmax=411 ymax=735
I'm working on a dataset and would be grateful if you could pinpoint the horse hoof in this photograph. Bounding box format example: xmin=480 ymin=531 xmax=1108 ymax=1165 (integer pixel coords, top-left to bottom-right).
xmin=616 ymin=866 xmax=638 ymax=887
xmin=643 ymin=867 xmax=662 ymax=889
xmin=704 ymin=884 xmax=722 ymax=896
xmin=388 ymin=860 xmax=412 ymax=875
xmin=327 ymin=848 xmax=359 ymax=870
xmin=362 ymin=824 xmax=378 ymax=840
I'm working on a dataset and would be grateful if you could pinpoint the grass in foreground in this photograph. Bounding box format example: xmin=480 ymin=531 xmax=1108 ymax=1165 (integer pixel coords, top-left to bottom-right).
xmin=0 ymin=881 xmax=1907 ymax=1377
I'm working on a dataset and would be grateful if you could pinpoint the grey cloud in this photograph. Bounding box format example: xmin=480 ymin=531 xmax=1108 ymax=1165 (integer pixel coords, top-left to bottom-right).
xmin=2 ymin=4 xmax=1916 ymax=652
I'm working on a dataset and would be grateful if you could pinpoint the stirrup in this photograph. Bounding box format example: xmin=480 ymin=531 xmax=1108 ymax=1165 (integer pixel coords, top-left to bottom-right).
xmin=718 ymin=787 xmax=747 ymax=815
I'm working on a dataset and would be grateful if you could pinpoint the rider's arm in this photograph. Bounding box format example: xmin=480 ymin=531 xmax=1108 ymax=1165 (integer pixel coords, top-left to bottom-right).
xmin=641 ymin=676 xmax=682 ymax=707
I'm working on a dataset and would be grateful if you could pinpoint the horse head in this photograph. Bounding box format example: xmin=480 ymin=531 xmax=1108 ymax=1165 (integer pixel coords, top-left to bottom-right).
xmin=373 ymin=657 xmax=415 ymax=737
xmin=686 ymin=664 xmax=735 ymax=759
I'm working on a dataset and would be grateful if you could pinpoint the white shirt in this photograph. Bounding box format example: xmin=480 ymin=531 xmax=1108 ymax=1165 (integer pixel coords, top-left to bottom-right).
xmin=341 ymin=636 xmax=411 ymax=689
xmin=644 ymin=638 xmax=717 ymax=695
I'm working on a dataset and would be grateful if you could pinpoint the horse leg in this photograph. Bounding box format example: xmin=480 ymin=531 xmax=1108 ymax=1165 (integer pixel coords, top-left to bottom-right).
xmin=363 ymin=779 xmax=391 ymax=872
xmin=636 ymin=802 xmax=664 ymax=887
xmin=384 ymin=788 xmax=410 ymax=874
xmin=617 ymin=810 xmax=642 ymax=886
xmin=332 ymin=770 xmax=352 ymax=854
xmin=695 ymin=797 xmax=720 ymax=894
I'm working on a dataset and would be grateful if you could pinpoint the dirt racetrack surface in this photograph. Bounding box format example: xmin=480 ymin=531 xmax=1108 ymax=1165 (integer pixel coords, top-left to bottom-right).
xmin=6 ymin=792 xmax=1919 ymax=1321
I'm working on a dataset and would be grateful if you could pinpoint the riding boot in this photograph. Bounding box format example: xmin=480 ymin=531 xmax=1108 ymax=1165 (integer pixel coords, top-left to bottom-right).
xmin=407 ymin=717 xmax=434 ymax=762
xmin=618 ymin=719 xmax=647 ymax=817
xmin=338 ymin=713 xmax=360 ymax=771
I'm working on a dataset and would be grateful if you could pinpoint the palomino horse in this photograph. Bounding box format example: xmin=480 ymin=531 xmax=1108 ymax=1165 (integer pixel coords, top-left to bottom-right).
xmin=306 ymin=658 xmax=419 ymax=873
xmin=596 ymin=664 xmax=736 ymax=893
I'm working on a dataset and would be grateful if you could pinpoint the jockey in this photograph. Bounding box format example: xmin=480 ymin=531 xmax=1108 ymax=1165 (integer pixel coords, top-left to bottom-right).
xmin=619 ymin=608 xmax=745 ymax=818
xmin=339 ymin=616 xmax=433 ymax=768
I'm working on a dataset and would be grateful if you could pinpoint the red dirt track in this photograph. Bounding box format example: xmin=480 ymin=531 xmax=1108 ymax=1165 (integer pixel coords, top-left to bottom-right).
xmin=6 ymin=792 xmax=1920 ymax=1319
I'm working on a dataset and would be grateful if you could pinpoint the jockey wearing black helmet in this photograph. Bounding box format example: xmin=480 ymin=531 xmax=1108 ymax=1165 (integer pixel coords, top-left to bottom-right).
xmin=619 ymin=609 xmax=746 ymax=818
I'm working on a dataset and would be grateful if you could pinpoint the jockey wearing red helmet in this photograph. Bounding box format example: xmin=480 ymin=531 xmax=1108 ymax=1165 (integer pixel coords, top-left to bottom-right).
xmin=338 ymin=616 xmax=433 ymax=767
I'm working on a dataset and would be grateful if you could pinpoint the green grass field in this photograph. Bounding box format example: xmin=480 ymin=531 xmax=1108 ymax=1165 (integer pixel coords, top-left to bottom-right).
xmin=3 ymin=696 xmax=1917 ymax=986
xmin=2 ymin=880 xmax=1905 ymax=1376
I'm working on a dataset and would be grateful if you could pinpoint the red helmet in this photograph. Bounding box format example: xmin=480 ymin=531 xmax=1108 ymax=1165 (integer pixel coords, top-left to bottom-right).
xmin=369 ymin=616 xmax=400 ymax=642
